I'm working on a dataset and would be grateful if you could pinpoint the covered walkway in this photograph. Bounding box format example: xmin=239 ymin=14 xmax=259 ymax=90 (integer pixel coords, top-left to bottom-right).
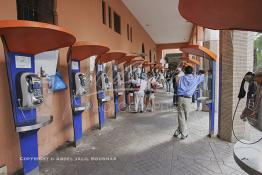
xmin=40 ymin=91 xmax=246 ymax=175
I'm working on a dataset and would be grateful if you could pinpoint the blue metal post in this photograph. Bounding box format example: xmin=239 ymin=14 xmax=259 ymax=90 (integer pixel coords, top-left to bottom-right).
xmin=69 ymin=60 xmax=83 ymax=146
xmin=209 ymin=61 xmax=216 ymax=136
xmin=6 ymin=52 xmax=40 ymax=175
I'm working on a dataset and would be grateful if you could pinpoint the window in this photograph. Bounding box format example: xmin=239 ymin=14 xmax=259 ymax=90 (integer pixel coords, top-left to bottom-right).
xmin=108 ymin=6 xmax=112 ymax=28
xmin=149 ymin=50 xmax=152 ymax=63
xmin=127 ymin=24 xmax=129 ymax=40
xmin=142 ymin=43 xmax=145 ymax=58
xmin=130 ymin=27 xmax=133 ymax=42
xmin=16 ymin=0 xmax=55 ymax=24
xmin=102 ymin=0 xmax=106 ymax=24
xmin=114 ymin=12 xmax=121 ymax=34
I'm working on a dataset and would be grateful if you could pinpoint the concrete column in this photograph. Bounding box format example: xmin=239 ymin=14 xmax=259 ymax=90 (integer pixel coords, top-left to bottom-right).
xmin=218 ymin=30 xmax=255 ymax=142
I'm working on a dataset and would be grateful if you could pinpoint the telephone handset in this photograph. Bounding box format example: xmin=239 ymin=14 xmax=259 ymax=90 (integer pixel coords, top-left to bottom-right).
xmin=101 ymin=73 xmax=111 ymax=90
xmin=79 ymin=74 xmax=86 ymax=86
xmin=72 ymin=72 xmax=88 ymax=96
xmin=16 ymin=72 xmax=44 ymax=108
xmin=238 ymin=71 xmax=262 ymax=131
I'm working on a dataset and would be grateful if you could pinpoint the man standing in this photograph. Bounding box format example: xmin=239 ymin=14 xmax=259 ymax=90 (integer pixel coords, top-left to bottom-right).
xmin=173 ymin=66 xmax=206 ymax=139
xmin=165 ymin=70 xmax=172 ymax=92
xmin=173 ymin=68 xmax=184 ymax=106
xmin=133 ymin=73 xmax=147 ymax=113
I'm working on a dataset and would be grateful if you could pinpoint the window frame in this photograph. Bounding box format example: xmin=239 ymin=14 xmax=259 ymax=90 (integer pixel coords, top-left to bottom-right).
xmin=113 ymin=11 xmax=121 ymax=34
xmin=16 ymin=0 xmax=56 ymax=24
xmin=102 ymin=0 xmax=106 ymax=25
xmin=108 ymin=5 xmax=112 ymax=28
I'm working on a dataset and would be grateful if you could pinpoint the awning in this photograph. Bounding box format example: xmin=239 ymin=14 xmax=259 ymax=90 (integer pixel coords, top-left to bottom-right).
xmin=181 ymin=57 xmax=200 ymax=65
xmin=143 ymin=63 xmax=155 ymax=68
xmin=180 ymin=45 xmax=217 ymax=61
xmin=70 ymin=41 xmax=109 ymax=61
xmin=132 ymin=61 xmax=144 ymax=67
xmin=97 ymin=51 xmax=126 ymax=64
xmin=124 ymin=57 xmax=144 ymax=67
xmin=115 ymin=54 xmax=137 ymax=65
xmin=178 ymin=0 xmax=262 ymax=32
xmin=0 ymin=20 xmax=76 ymax=55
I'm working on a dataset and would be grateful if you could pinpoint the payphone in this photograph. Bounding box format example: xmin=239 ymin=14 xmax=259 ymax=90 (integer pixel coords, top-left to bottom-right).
xmin=68 ymin=42 xmax=109 ymax=146
xmin=113 ymin=65 xmax=124 ymax=117
xmin=96 ymin=64 xmax=111 ymax=129
xmin=96 ymin=51 xmax=126 ymax=128
xmin=238 ymin=71 xmax=262 ymax=132
xmin=97 ymin=68 xmax=111 ymax=101
xmin=101 ymin=72 xmax=111 ymax=91
xmin=0 ymin=20 xmax=76 ymax=175
xmin=72 ymin=72 xmax=88 ymax=97
xmin=69 ymin=60 xmax=91 ymax=147
xmin=17 ymin=72 xmax=44 ymax=108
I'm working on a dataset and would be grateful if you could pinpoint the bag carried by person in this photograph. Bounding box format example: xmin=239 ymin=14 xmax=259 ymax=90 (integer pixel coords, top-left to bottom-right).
xmin=145 ymin=89 xmax=151 ymax=95
xmin=134 ymin=81 xmax=141 ymax=91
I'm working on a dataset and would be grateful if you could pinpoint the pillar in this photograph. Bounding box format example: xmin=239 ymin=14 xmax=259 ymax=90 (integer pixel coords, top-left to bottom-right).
xmin=218 ymin=30 xmax=255 ymax=142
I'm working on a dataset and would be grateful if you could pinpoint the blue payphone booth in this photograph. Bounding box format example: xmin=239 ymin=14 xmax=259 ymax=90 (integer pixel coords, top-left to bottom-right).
xmin=96 ymin=52 xmax=126 ymax=128
xmin=180 ymin=45 xmax=217 ymax=137
xmin=67 ymin=41 xmax=109 ymax=146
xmin=0 ymin=20 xmax=76 ymax=175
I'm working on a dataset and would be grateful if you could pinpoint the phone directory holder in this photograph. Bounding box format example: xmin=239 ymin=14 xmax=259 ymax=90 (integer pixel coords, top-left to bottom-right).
xmin=68 ymin=41 xmax=109 ymax=146
xmin=180 ymin=45 xmax=217 ymax=137
xmin=0 ymin=20 xmax=76 ymax=175
xmin=96 ymin=51 xmax=126 ymax=124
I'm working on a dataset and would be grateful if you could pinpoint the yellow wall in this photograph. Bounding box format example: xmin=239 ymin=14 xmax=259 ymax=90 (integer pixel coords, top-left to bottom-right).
xmin=0 ymin=0 xmax=156 ymax=174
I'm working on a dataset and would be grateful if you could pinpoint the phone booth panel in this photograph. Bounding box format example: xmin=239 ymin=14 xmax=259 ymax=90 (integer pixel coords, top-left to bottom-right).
xmin=0 ymin=20 xmax=76 ymax=175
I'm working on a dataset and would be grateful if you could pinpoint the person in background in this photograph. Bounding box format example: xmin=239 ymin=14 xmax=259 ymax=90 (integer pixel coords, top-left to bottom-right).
xmin=173 ymin=67 xmax=184 ymax=106
xmin=131 ymin=73 xmax=140 ymax=111
xmin=134 ymin=73 xmax=147 ymax=113
xmin=165 ymin=70 xmax=172 ymax=92
xmin=173 ymin=66 xmax=206 ymax=139
xmin=159 ymin=70 xmax=165 ymax=88
xmin=124 ymin=68 xmax=131 ymax=108
xmin=127 ymin=74 xmax=134 ymax=110
xmin=145 ymin=71 xmax=157 ymax=112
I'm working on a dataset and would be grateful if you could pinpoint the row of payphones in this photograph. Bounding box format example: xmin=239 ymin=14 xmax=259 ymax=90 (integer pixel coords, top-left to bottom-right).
xmin=15 ymin=70 xmax=112 ymax=108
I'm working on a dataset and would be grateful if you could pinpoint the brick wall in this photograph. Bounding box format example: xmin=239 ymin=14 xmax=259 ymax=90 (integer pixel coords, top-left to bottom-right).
xmin=218 ymin=30 xmax=256 ymax=142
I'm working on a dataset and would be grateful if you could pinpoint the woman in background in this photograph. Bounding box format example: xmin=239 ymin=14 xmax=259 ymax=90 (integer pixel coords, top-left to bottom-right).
xmin=145 ymin=71 xmax=157 ymax=112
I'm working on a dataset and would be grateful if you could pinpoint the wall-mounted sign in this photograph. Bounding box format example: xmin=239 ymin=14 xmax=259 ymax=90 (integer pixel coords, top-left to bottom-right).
xmin=15 ymin=56 xmax=31 ymax=68
xmin=71 ymin=61 xmax=79 ymax=70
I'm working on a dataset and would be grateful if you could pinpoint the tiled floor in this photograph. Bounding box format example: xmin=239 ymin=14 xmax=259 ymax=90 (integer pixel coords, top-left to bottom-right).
xmin=40 ymin=92 xmax=247 ymax=175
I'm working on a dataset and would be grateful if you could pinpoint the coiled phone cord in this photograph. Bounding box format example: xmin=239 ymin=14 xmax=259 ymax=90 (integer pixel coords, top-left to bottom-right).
xmin=232 ymin=99 xmax=262 ymax=144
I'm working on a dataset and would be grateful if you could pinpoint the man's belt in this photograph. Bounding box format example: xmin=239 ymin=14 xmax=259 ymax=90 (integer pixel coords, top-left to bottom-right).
xmin=178 ymin=95 xmax=191 ymax=98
